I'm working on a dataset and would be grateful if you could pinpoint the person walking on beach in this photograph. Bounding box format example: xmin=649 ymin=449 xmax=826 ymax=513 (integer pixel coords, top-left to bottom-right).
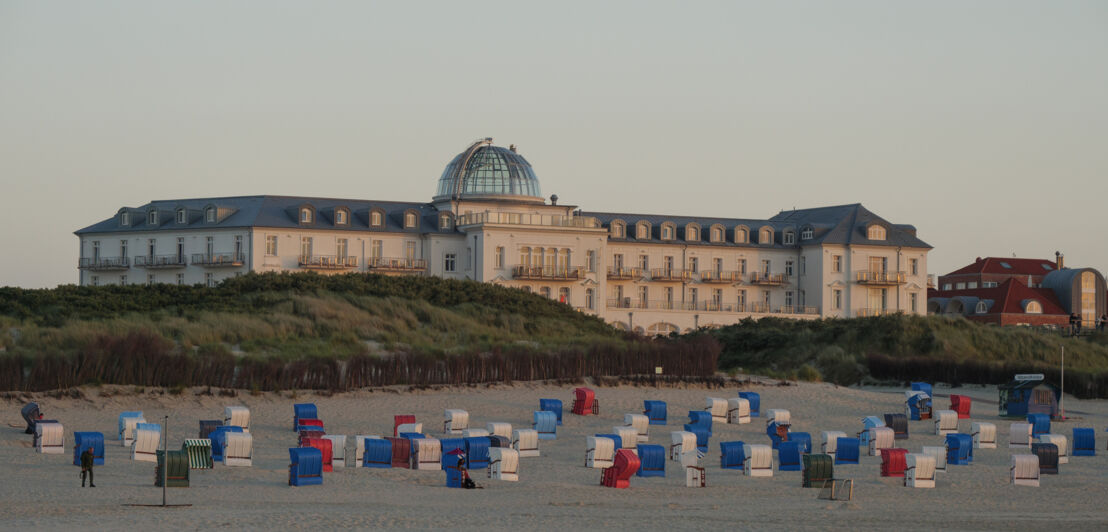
xmin=80 ymin=446 xmax=95 ymax=487
xmin=1099 ymin=314 xmax=1107 ymax=332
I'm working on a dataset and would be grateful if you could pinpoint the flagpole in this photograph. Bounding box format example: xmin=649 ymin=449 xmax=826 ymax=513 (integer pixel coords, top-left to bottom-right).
xmin=1060 ymin=346 xmax=1065 ymax=420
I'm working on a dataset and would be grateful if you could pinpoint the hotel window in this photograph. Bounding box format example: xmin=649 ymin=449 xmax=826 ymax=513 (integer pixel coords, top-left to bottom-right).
xmin=439 ymin=213 xmax=451 ymax=230
xmin=910 ymin=258 xmax=919 ymax=276
xmin=176 ymin=273 xmax=184 ymax=285
xmin=834 ymin=289 xmax=843 ymax=309
xmin=636 ymin=222 xmax=650 ymax=239
xmin=206 ymin=236 xmax=214 ymax=257
xmin=444 ymin=253 xmax=456 ymax=272
xmin=266 ymin=236 xmax=277 ymax=256
xmin=735 ymin=227 xmax=748 ymax=244
xmin=685 ymin=225 xmax=699 ymax=242
xmin=761 ymin=259 xmax=771 ymax=275
xmin=337 ymin=238 xmax=348 ymax=258
xmin=762 ymin=290 xmax=771 ymax=307
xmin=943 ymin=283 xmax=952 ymax=290
xmin=613 ymin=253 xmax=624 ymax=270
xmin=1025 ymin=300 xmax=1043 ymax=314
xmin=372 ymin=240 xmax=383 ymax=259
xmin=301 ymin=237 xmax=313 ymax=260
xmin=832 ymin=255 xmax=842 ymax=273
xmin=522 ymin=286 xmax=532 ymax=294
xmin=585 ymin=288 xmax=594 ymax=309
xmin=370 ymin=210 xmax=383 ymax=227
xmin=712 ymin=289 xmax=722 ymax=309
xmin=611 ymin=222 xmax=625 ymax=238
xmin=176 ymin=208 xmax=186 ymax=224
xmin=785 ymin=291 xmax=794 ymax=307
xmin=783 ymin=231 xmax=795 ymax=245
xmin=785 ymin=260 xmax=794 ymax=277
xmin=545 ymin=248 xmax=557 ymax=270
xmin=205 ymin=273 xmax=214 ymax=287
xmin=540 ymin=287 xmax=551 ymax=298
xmin=300 ymin=208 xmax=312 ymax=224
xmin=688 ymin=257 xmax=698 ymax=273
xmin=689 ymin=288 xmax=698 ymax=306
xmin=867 ymin=225 xmax=886 ymax=240
xmin=711 ymin=226 xmax=723 ymax=243
xmin=404 ymin=211 xmax=417 ymax=228
xmin=661 ymin=224 xmax=675 ymax=241
xmin=800 ymin=227 xmax=813 ymax=240
xmin=713 ymin=258 xmax=723 ymax=273
xmin=664 ymin=287 xmax=674 ymax=307
xmin=495 ymin=247 xmax=505 ymax=268
xmin=586 ymin=250 xmax=596 ymax=272
xmin=738 ymin=258 xmax=747 ymax=274
xmin=737 ymin=289 xmax=747 ymax=310
xmin=664 ymin=256 xmax=674 ymax=272
xmin=967 ymin=282 xmax=977 ymax=289
xmin=639 ymin=255 xmax=649 ymax=270
xmin=120 ymin=240 xmax=128 ymax=259
xmin=800 ymin=256 xmax=806 ymax=275
xmin=147 ymin=238 xmax=155 ymax=257
xmin=560 ymin=249 xmax=571 ymax=271
xmin=120 ymin=275 xmax=127 ymax=286
xmin=335 ymin=209 xmax=348 ymax=225
xmin=147 ymin=210 xmax=158 ymax=225
xmin=176 ymin=237 xmax=184 ymax=261
xmin=91 ymin=276 xmax=99 ymax=286
xmin=205 ymin=207 xmax=216 ymax=223
xmin=799 ymin=290 xmax=806 ymax=307
xmin=234 ymin=235 xmax=243 ymax=258
xmin=759 ymin=228 xmax=773 ymax=244
xmin=983 ymin=281 xmax=997 ymax=288
xmin=638 ymin=286 xmax=648 ymax=307
xmin=559 ymin=287 xmax=569 ymax=304
xmin=120 ymin=211 xmax=130 ymax=226
xmin=520 ymin=247 xmax=532 ymax=267
xmin=148 ymin=274 xmax=155 ymax=285
xmin=910 ymin=293 xmax=918 ymax=313
xmin=956 ymin=283 xmax=965 ymax=290
xmin=404 ymin=241 xmax=416 ymax=260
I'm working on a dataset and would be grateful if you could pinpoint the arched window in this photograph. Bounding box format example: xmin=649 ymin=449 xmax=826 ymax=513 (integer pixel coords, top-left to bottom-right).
xmin=734 ymin=226 xmax=748 ymax=244
xmin=1025 ymin=300 xmax=1043 ymax=314
xmin=646 ymin=322 xmax=679 ymax=336
xmin=120 ymin=211 xmax=131 ymax=226
xmin=783 ymin=231 xmax=795 ymax=245
xmin=710 ymin=225 xmax=724 ymax=243
xmin=300 ymin=208 xmax=313 ymax=224
xmin=661 ymin=222 xmax=676 ymax=241
xmin=176 ymin=208 xmax=187 ymax=224
xmin=439 ymin=213 xmax=452 ymax=230
xmin=335 ymin=209 xmax=348 ymax=225
xmin=610 ymin=221 xmax=625 ymax=239
xmin=636 ymin=221 xmax=651 ymax=239
xmin=759 ymin=227 xmax=773 ymax=244
xmin=205 ymin=207 xmax=216 ymax=223
xmin=370 ymin=209 xmax=384 ymax=227
xmin=975 ymin=301 xmax=988 ymax=314
xmin=404 ymin=210 xmax=418 ymax=228
xmin=801 ymin=226 xmax=813 ymax=240
xmin=867 ymin=224 xmax=886 ymax=240
xmin=685 ymin=223 xmax=700 ymax=242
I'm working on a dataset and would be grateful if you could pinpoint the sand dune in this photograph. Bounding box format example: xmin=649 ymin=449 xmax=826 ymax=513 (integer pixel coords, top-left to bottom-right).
xmin=3 ymin=381 xmax=1107 ymax=530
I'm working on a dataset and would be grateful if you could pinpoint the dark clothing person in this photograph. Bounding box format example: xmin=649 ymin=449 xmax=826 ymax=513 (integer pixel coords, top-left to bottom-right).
xmin=80 ymin=448 xmax=95 ymax=487
xmin=1099 ymin=315 xmax=1107 ymax=332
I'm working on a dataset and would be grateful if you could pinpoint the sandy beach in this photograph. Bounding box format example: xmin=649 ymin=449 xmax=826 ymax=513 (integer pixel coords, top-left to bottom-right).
xmin=3 ymin=381 xmax=1107 ymax=531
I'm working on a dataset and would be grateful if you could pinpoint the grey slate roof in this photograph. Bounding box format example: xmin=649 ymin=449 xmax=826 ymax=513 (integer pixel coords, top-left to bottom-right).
xmin=74 ymin=195 xmax=452 ymax=235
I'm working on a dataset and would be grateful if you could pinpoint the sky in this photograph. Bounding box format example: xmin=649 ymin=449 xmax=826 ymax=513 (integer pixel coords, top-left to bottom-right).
xmin=1 ymin=1 xmax=1106 ymax=288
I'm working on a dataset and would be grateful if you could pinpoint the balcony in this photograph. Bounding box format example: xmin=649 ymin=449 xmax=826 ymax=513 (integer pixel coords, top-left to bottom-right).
xmin=456 ymin=211 xmax=601 ymax=229
xmin=192 ymin=253 xmax=245 ymax=268
xmin=78 ymin=257 xmax=129 ymax=271
xmin=134 ymin=254 xmax=187 ymax=269
xmin=855 ymin=271 xmax=907 ymax=285
xmin=778 ymin=306 xmax=820 ymax=315
xmin=699 ymin=271 xmax=742 ymax=284
xmin=748 ymin=302 xmax=770 ymax=313
xmin=749 ymin=272 xmax=788 ymax=286
xmin=649 ymin=268 xmax=692 ymax=282
xmin=299 ymin=255 xmax=359 ymax=270
xmin=856 ymin=308 xmax=898 ymax=317
xmin=366 ymin=257 xmax=427 ymax=273
xmin=513 ymin=266 xmax=585 ymax=281
xmin=607 ymin=267 xmax=643 ymax=280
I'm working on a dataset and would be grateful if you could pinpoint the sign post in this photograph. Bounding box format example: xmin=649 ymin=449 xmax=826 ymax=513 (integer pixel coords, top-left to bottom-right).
xmin=1060 ymin=346 xmax=1065 ymax=420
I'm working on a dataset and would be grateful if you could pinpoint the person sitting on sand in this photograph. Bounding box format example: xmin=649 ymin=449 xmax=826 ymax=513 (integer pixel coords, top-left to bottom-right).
xmin=80 ymin=446 xmax=95 ymax=488
xmin=457 ymin=455 xmax=478 ymax=489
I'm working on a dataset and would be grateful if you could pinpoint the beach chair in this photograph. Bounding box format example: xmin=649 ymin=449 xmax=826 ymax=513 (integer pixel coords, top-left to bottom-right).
xmin=443 ymin=409 xmax=469 ymax=435
xmin=821 ymin=431 xmax=846 ymax=454
xmin=905 ymin=391 xmax=931 ymax=421
xmin=945 ymin=434 xmax=973 ymax=465
xmin=880 ymin=448 xmax=908 ymax=477
xmin=487 ymin=422 xmax=512 ymax=440
xmin=1038 ymin=434 xmax=1068 ymax=464
xmin=1027 ymin=414 xmax=1050 ymax=437
xmin=533 ymin=411 xmax=557 ymax=440
xmin=624 ymin=414 xmax=649 ymax=442
xmin=686 ymin=465 xmax=707 ymax=487
xmin=972 ymin=422 xmax=997 ymax=449
xmin=154 ymin=449 xmax=189 ymax=488
xmin=834 ymin=437 xmax=860 ymax=465
xmin=670 ymin=431 xmax=698 ymax=466
xmin=224 ymin=406 xmax=250 ymax=432
xmin=463 ymin=428 xmax=490 ymax=438
xmin=934 ymin=410 xmax=958 ymax=435
xmin=34 ymin=422 xmax=64 ymax=454
xmin=867 ymin=427 xmax=894 ymax=457
xmin=884 ymin=413 xmax=908 ymax=440
xmin=512 ymin=429 xmax=539 ymax=457
xmin=73 ymin=432 xmax=105 ymax=466
xmin=601 ymin=450 xmax=639 ymax=488
xmin=386 ymin=437 xmax=410 ymax=468
xmin=727 ymin=397 xmax=751 ymax=425
xmin=293 ymin=403 xmax=317 ymax=431
xmin=118 ymin=412 xmax=145 ymax=447
xmin=223 ymin=432 xmax=253 ymax=467
xmin=182 ymin=439 xmax=213 ymax=469
xmin=687 ymin=411 xmax=713 ymax=434
xmin=911 ymin=382 xmax=933 ymax=404
xmin=743 ymin=444 xmax=773 ymax=477
xmin=210 ymin=426 xmax=243 ymax=463
xmin=950 ymin=394 xmax=972 ymax=419
xmin=540 ymin=399 xmax=563 ymax=425
xmin=706 ymin=397 xmax=728 ymax=423
xmin=1031 ymin=443 xmax=1059 ymax=474
xmin=766 ymin=409 xmax=791 ymax=428
xmin=362 ymin=438 xmax=392 ymax=468
xmin=644 ymin=400 xmax=667 ymax=425
xmin=354 ymin=435 xmax=382 ymax=467
xmin=767 ymin=421 xmax=790 ymax=450
xmin=1072 ymin=428 xmax=1095 ymax=456
xmin=778 ymin=441 xmax=802 ymax=471
xmin=859 ymin=416 xmax=885 ymax=446
xmin=1010 ymin=454 xmax=1040 ymax=487
xmin=922 ymin=445 xmax=947 ymax=473
xmin=412 ymin=437 xmax=442 ymax=471
xmin=904 ymin=453 xmax=935 ymax=488
xmin=464 ymin=436 xmax=490 ymax=469
xmin=790 ymin=432 xmax=812 ymax=454
xmin=393 ymin=415 xmax=416 ymax=437
xmin=488 ymin=435 xmax=510 ymax=448
xmin=738 ymin=392 xmax=761 ymax=417
xmin=587 ymin=436 xmax=616 ymax=468
xmin=289 ymin=447 xmax=323 ymax=486
xmin=488 ymin=448 xmax=519 ymax=481
xmin=303 ymin=437 xmax=334 ymax=472
xmin=686 ymin=426 xmax=710 ymax=454
xmin=322 ymin=435 xmax=345 ymax=468
xmin=572 ymin=387 xmax=598 ymax=416
xmin=444 ymin=450 xmax=464 ymax=488
xmin=397 ymin=422 xmax=423 ymax=436
xmin=1010 ymin=423 xmax=1033 ymax=449
xmin=298 ymin=429 xmax=325 ymax=447
xmin=636 ymin=444 xmax=666 ymax=478
xmin=720 ymin=441 xmax=746 ymax=469
xmin=802 ymin=454 xmax=833 ymax=487
xmin=199 ymin=420 xmax=223 ymax=440
xmin=613 ymin=427 xmax=639 ymax=453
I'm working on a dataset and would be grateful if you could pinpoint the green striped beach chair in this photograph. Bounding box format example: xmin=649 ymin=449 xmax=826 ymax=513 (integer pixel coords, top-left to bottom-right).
xmin=183 ymin=438 xmax=213 ymax=469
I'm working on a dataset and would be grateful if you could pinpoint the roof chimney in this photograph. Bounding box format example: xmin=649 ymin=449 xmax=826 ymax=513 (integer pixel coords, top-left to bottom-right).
xmin=550 ymin=194 xmax=558 ymax=206
xmin=1055 ymin=251 xmax=1064 ymax=269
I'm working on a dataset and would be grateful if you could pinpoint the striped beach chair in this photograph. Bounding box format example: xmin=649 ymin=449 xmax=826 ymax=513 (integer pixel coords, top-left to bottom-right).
xmin=182 ymin=439 xmax=214 ymax=469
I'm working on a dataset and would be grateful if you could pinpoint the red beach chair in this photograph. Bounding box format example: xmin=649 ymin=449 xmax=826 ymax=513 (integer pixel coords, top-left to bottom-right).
xmin=880 ymin=448 xmax=908 ymax=477
xmin=601 ymin=449 xmax=640 ymax=488
xmin=950 ymin=395 xmax=972 ymax=419
xmin=572 ymin=388 xmax=598 ymax=416
xmin=394 ymin=415 xmax=416 ymax=437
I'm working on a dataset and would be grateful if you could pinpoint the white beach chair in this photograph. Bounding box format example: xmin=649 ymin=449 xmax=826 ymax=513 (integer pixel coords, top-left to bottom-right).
xmin=443 ymin=409 xmax=469 ymax=434
xmin=397 ymin=422 xmax=423 ymax=435
xmin=766 ymin=409 xmax=791 ymax=427
xmin=670 ymin=431 xmax=697 ymax=465
xmin=685 ymin=465 xmax=706 ymax=487
xmin=35 ymin=422 xmax=64 ymax=454
xmin=488 ymin=448 xmax=519 ymax=481
xmin=727 ymin=397 xmax=750 ymax=425
xmin=224 ymin=406 xmax=250 ymax=432
xmin=412 ymin=437 xmax=441 ymax=471
xmin=624 ymin=414 xmax=649 ymax=442
xmin=120 ymin=415 xmax=145 ymax=447
xmin=323 ymin=435 xmax=347 ymax=468
xmin=904 ymin=453 xmax=936 ymax=488
xmin=706 ymin=397 xmax=728 ymax=423
xmin=922 ymin=445 xmax=947 ymax=473
xmin=463 ymin=428 xmax=489 ymax=438
xmin=971 ymin=422 xmax=996 ymax=449
xmin=487 ymin=422 xmax=512 ymax=440
xmin=821 ymin=431 xmax=847 ymax=454
xmin=1009 ymin=423 xmax=1032 ymax=449
xmin=613 ymin=427 xmax=639 ymax=453
xmin=586 ymin=436 xmax=616 ymax=468
xmin=354 ymin=435 xmax=382 ymax=467
xmin=743 ymin=444 xmax=773 ymax=477
xmin=131 ymin=426 xmax=160 ymax=463
xmin=512 ymin=429 xmax=539 ymax=458
xmin=934 ymin=410 xmax=958 ymax=435
xmin=1038 ymin=434 xmax=1068 ymax=464
xmin=224 ymin=432 xmax=253 ymax=467
xmin=1011 ymin=454 xmax=1040 ymax=487
xmin=868 ymin=426 xmax=894 ymax=457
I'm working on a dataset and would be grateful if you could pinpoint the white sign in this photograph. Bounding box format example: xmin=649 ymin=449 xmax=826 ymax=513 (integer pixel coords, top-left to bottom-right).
xmin=1014 ymin=373 xmax=1044 ymax=382
xmin=655 ymin=366 xmax=663 ymax=375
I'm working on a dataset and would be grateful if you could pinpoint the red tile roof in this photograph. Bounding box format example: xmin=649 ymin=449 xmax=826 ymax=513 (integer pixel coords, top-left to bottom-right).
xmin=929 ymin=278 xmax=1067 ymax=315
xmin=945 ymin=257 xmax=1058 ymax=277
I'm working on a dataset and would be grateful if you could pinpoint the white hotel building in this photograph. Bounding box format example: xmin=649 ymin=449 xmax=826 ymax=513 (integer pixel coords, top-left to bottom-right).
xmin=76 ymin=139 xmax=931 ymax=334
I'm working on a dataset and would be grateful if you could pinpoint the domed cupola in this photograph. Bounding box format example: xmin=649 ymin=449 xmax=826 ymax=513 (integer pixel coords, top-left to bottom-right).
xmin=434 ymin=138 xmax=543 ymax=203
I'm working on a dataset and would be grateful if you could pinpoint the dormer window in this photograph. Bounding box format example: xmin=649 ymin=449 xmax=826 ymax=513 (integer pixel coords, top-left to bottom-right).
xmin=636 ymin=222 xmax=650 ymax=240
xmin=205 ymin=207 xmax=216 ymax=223
xmin=370 ymin=209 xmax=384 ymax=227
xmin=404 ymin=211 xmax=418 ymax=228
xmin=976 ymin=301 xmax=988 ymax=314
xmin=439 ymin=213 xmax=452 ymax=230
xmin=734 ymin=226 xmax=748 ymax=244
xmin=147 ymin=210 xmax=158 ymax=226
xmin=176 ymin=208 xmax=187 ymax=224
xmin=783 ymin=231 xmax=795 ymax=245
xmin=801 ymin=227 xmax=813 ymax=240
xmin=120 ymin=211 xmax=131 ymax=226
xmin=759 ymin=227 xmax=773 ymax=245
xmin=685 ymin=224 xmax=700 ymax=242
xmin=335 ymin=209 xmax=348 ymax=225
xmin=867 ymin=224 xmax=886 ymax=240
xmin=710 ymin=225 xmax=724 ymax=243
xmin=610 ymin=221 xmax=625 ymax=239
xmin=1025 ymin=300 xmax=1043 ymax=314
xmin=661 ymin=223 xmax=675 ymax=241
xmin=300 ymin=208 xmax=313 ymax=223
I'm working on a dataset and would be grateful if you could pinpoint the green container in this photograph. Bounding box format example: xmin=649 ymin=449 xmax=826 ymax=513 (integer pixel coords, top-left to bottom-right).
xmin=802 ymin=453 xmax=833 ymax=488
xmin=155 ymin=450 xmax=190 ymax=487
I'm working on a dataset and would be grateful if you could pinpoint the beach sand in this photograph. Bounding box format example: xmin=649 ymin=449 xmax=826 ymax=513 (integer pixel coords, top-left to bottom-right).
xmin=3 ymin=381 xmax=1107 ymax=531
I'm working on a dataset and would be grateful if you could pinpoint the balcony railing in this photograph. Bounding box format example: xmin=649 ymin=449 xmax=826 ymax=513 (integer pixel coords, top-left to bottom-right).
xmin=604 ymin=299 xmax=818 ymax=315
xmin=192 ymin=253 xmax=245 ymax=268
xmin=856 ymin=308 xmax=898 ymax=317
xmin=457 ymin=211 xmax=601 ymax=229
xmin=749 ymin=272 xmax=788 ymax=285
xmin=366 ymin=257 xmax=427 ymax=272
xmin=699 ymin=271 xmax=742 ymax=284
xmin=649 ymin=268 xmax=692 ymax=282
xmin=778 ymin=306 xmax=820 ymax=315
xmin=134 ymin=254 xmax=187 ymax=268
xmin=748 ymin=302 xmax=770 ymax=313
xmin=607 ymin=267 xmax=643 ymax=280
xmin=855 ymin=271 xmax=907 ymax=285
xmin=513 ymin=266 xmax=585 ymax=281
xmin=299 ymin=255 xmax=359 ymax=270
xmin=78 ymin=257 xmax=129 ymax=270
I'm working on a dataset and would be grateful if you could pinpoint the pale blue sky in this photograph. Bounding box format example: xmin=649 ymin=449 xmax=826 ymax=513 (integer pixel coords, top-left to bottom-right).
xmin=1 ymin=1 xmax=1106 ymax=288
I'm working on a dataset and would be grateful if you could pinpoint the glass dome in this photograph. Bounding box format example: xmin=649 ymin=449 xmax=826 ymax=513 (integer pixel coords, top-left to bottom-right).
xmin=434 ymin=138 xmax=543 ymax=202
